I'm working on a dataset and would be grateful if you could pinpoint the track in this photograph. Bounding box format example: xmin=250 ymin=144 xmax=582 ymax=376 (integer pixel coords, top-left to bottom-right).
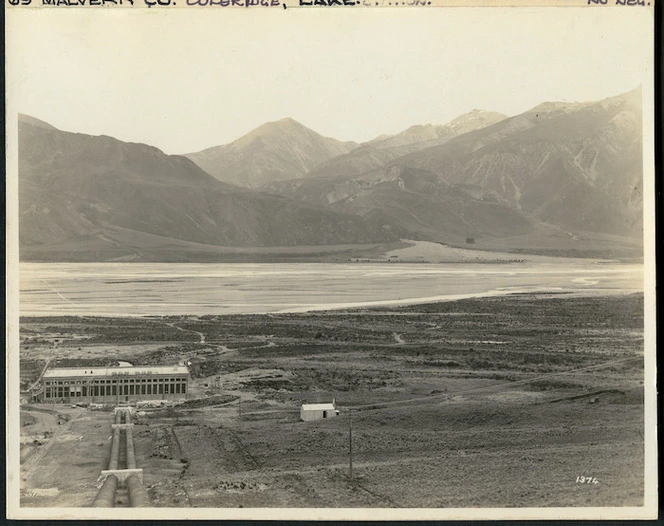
xmin=345 ymin=356 xmax=643 ymax=412
xmin=27 ymin=358 xmax=52 ymax=393
xmin=22 ymin=409 xmax=83 ymax=478
xmin=163 ymin=322 xmax=206 ymax=343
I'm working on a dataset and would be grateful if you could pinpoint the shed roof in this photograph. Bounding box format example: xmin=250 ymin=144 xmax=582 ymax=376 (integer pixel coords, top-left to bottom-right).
xmin=301 ymin=403 xmax=336 ymax=411
xmin=44 ymin=365 xmax=188 ymax=378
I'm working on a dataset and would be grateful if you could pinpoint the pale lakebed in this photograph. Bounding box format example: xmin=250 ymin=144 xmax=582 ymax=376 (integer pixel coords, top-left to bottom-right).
xmin=18 ymin=262 xmax=643 ymax=317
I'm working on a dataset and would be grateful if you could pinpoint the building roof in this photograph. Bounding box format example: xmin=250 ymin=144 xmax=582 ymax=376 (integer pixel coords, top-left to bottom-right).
xmin=301 ymin=403 xmax=336 ymax=411
xmin=43 ymin=365 xmax=189 ymax=379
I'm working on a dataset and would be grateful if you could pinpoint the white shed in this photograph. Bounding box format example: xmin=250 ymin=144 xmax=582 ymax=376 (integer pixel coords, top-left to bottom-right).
xmin=300 ymin=401 xmax=339 ymax=422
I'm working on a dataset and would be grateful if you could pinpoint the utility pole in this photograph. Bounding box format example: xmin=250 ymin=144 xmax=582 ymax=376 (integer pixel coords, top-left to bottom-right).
xmin=348 ymin=408 xmax=353 ymax=481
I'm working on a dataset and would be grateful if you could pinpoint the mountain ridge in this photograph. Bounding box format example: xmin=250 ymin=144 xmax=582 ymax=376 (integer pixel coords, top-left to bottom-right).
xmin=184 ymin=118 xmax=358 ymax=188
xmin=365 ymin=110 xmax=508 ymax=151
xmin=261 ymin=110 xmax=509 ymax=193
xmin=263 ymin=89 xmax=642 ymax=244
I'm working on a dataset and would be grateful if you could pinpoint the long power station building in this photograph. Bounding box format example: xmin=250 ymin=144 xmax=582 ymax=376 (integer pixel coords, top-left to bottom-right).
xmin=34 ymin=365 xmax=190 ymax=404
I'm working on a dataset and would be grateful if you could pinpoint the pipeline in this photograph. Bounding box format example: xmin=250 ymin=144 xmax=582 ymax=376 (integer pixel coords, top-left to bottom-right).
xmin=126 ymin=426 xmax=136 ymax=469
xmin=92 ymin=474 xmax=118 ymax=507
xmin=126 ymin=474 xmax=151 ymax=508
xmin=93 ymin=408 xmax=149 ymax=507
xmin=108 ymin=427 xmax=121 ymax=470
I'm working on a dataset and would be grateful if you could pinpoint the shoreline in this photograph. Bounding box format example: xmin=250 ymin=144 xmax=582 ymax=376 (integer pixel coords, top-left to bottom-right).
xmin=18 ymin=239 xmax=644 ymax=265
xmin=18 ymin=288 xmax=643 ymax=320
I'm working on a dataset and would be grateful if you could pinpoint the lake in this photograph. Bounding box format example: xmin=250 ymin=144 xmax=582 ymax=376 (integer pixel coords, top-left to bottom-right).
xmin=18 ymin=262 xmax=643 ymax=317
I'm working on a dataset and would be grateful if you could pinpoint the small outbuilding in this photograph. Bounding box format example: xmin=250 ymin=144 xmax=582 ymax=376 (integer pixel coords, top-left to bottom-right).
xmin=300 ymin=400 xmax=340 ymax=422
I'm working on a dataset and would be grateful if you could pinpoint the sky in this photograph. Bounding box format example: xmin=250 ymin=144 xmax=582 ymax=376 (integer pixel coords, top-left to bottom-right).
xmin=6 ymin=6 xmax=653 ymax=154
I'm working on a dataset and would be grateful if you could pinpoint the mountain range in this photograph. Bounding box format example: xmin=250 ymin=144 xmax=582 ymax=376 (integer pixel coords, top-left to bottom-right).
xmin=261 ymin=91 xmax=642 ymax=245
xmin=18 ymin=89 xmax=643 ymax=262
xmin=18 ymin=117 xmax=394 ymax=260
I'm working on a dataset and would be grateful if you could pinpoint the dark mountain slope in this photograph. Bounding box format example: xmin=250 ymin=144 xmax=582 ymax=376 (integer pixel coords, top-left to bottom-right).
xmin=18 ymin=116 xmax=396 ymax=260
xmin=330 ymin=166 xmax=533 ymax=240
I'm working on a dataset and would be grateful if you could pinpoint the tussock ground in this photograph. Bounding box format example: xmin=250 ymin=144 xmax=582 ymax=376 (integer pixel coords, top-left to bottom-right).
xmin=20 ymin=293 xmax=644 ymax=508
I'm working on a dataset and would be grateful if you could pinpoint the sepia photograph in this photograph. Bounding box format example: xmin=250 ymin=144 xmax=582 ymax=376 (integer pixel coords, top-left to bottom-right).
xmin=5 ymin=2 xmax=657 ymax=520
